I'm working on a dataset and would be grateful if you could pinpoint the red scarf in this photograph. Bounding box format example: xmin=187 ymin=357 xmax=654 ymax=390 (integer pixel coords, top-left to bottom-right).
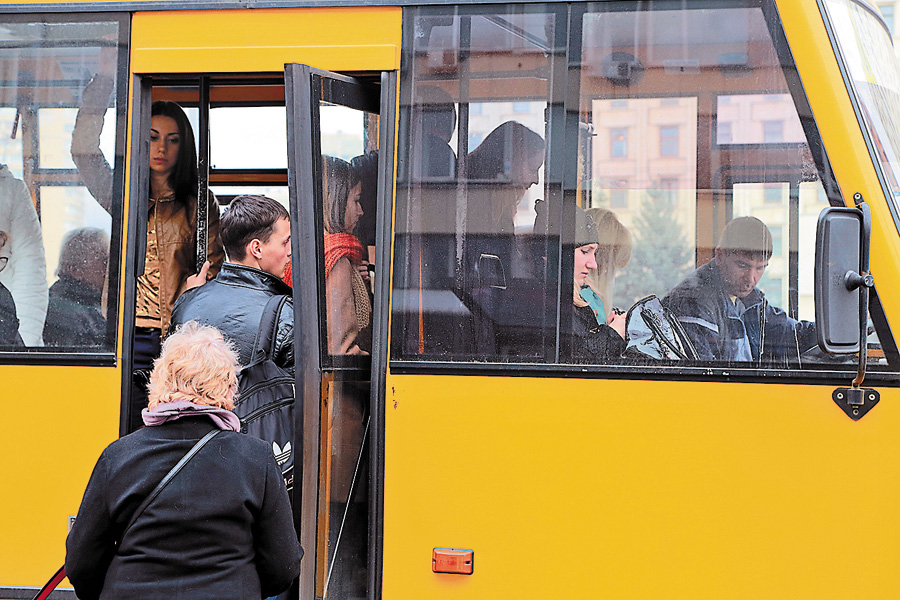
xmin=281 ymin=232 xmax=363 ymax=288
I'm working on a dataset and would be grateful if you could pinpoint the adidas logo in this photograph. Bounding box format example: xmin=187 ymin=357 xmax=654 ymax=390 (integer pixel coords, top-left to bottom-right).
xmin=272 ymin=441 xmax=292 ymax=466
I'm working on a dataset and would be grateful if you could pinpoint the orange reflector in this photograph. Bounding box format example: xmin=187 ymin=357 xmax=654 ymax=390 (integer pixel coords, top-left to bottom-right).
xmin=432 ymin=547 xmax=474 ymax=575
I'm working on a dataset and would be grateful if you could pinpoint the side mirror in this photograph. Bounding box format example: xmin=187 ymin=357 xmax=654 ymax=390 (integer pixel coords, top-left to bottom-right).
xmin=814 ymin=197 xmax=879 ymax=421
xmin=814 ymin=207 xmax=865 ymax=354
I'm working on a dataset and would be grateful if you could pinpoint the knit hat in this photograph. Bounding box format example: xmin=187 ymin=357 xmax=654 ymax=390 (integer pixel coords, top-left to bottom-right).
xmin=717 ymin=216 xmax=773 ymax=259
xmin=533 ymin=200 xmax=599 ymax=247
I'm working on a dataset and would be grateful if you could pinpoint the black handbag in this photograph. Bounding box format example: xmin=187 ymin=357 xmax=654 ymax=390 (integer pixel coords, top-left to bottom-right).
xmin=624 ymin=294 xmax=699 ymax=361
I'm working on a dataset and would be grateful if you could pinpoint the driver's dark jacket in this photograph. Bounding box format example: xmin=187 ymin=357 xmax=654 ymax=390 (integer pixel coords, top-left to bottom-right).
xmin=169 ymin=263 xmax=294 ymax=372
xmin=662 ymin=259 xmax=816 ymax=364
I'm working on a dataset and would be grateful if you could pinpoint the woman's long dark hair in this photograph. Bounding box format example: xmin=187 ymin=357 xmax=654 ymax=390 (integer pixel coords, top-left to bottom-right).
xmin=151 ymin=100 xmax=198 ymax=202
xmin=323 ymin=155 xmax=360 ymax=234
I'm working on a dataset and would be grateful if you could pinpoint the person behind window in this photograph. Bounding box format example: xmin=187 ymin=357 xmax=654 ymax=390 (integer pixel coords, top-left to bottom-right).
xmin=413 ymin=85 xmax=458 ymax=180
xmin=570 ymin=206 xmax=627 ymax=362
xmin=580 ymin=207 xmax=633 ymax=326
xmin=663 ymin=216 xmax=816 ymax=364
xmin=535 ymin=202 xmax=626 ymax=362
xmin=72 ymin=77 xmax=225 ymax=370
xmin=0 ymin=231 xmax=23 ymax=348
xmin=0 ymin=165 xmax=48 ymax=346
xmin=321 ymin=156 xmax=370 ymax=355
xmin=65 ymin=321 xmax=301 ymax=600
xmin=466 ymin=121 xmax=545 ymax=237
xmin=43 ymin=228 xmax=110 ymax=347
xmin=73 ymin=78 xmax=225 ymax=429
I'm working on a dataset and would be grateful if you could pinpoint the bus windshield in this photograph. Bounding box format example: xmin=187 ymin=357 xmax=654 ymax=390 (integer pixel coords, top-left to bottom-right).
xmin=825 ymin=0 xmax=900 ymax=215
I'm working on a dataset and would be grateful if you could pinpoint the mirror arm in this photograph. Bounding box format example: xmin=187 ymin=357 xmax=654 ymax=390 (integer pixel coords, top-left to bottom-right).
xmin=850 ymin=194 xmax=873 ymax=389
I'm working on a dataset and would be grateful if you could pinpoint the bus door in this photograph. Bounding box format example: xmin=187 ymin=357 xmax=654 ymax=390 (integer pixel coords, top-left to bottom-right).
xmin=285 ymin=63 xmax=393 ymax=600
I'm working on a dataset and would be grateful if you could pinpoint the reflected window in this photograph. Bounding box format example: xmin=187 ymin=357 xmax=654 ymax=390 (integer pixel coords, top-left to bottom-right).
xmin=660 ymin=126 xmax=679 ymax=156
xmin=763 ymin=120 xmax=784 ymax=143
xmin=610 ymin=128 xmax=628 ymax=157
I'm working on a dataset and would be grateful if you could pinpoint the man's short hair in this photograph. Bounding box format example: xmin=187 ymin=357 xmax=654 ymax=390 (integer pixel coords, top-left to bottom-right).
xmin=717 ymin=216 xmax=773 ymax=262
xmin=221 ymin=195 xmax=289 ymax=261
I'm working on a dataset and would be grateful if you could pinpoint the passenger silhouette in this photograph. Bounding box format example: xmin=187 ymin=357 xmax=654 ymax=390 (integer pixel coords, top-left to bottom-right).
xmin=43 ymin=228 xmax=110 ymax=347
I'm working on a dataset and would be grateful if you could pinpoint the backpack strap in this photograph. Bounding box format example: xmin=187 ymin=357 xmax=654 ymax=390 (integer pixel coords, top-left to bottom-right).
xmin=250 ymin=294 xmax=289 ymax=365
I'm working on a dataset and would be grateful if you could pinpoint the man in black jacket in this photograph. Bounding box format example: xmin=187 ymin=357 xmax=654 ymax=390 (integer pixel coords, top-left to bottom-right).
xmin=663 ymin=216 xmax=816 ymax=364
xmin=169 ymin=194 xmax=293 ymax=372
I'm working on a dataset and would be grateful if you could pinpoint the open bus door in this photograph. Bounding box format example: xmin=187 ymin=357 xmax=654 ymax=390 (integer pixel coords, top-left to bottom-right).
xmin=285 ymin=63 xmax=394 ymax=600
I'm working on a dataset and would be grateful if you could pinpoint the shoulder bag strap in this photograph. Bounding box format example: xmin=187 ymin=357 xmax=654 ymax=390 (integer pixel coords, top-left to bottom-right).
xmin=250 ymin=294 xmax=289 ymax=364
xmin=122 ymin=428 xmax=221 ymax=536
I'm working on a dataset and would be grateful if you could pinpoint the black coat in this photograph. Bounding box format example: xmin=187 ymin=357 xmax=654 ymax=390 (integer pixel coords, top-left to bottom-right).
xmin=65 ymin=417 xmax=301 ymax=600
xmin=43 ymin=276 xmax=106 ymax=347
xmin=169 ymin=263 xmax=294 ymax=372
xmin=569 ymin=303 xmax=626 ymax=363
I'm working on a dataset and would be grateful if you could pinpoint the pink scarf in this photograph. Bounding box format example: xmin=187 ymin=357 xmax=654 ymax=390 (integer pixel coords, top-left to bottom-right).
xmin=142 ymin=399 xmax=241 ymax=432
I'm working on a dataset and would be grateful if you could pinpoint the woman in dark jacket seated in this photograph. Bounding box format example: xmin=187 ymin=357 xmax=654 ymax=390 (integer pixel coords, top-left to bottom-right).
xmin=65 ymin=321 xmax=301 ymax=600
xmin=535 ymin=202 xmax=626 ymax=362
xmin=569 ymin=206 xmax=626 ymax=362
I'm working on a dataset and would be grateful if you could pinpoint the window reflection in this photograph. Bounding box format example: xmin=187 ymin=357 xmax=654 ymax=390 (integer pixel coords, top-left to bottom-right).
xmin=0 ymin=18 xmax=123 ymax=352
xmin=391 ymin=1 xmax=872 ymax=370
xmin=393 ymin=7 xmax=559 ymax=361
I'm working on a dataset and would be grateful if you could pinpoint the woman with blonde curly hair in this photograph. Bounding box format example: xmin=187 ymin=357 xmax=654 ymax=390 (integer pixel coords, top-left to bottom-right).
xmin=66 ymin=321 xmax=301 ymax=600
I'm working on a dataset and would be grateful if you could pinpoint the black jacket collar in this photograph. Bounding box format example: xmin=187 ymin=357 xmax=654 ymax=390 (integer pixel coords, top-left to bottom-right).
xmin=215 ymin=262 xmax=292 ymax=296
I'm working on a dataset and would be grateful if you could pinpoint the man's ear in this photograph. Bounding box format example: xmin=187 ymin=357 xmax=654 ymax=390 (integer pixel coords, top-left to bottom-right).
xmin=248 ymin=239 xmax=261 ymax=259
xmin=714 ymin=247 xmax=724 ymax=261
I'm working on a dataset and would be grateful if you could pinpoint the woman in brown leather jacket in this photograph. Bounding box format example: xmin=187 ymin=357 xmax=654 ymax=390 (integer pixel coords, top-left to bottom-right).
xmin=73 ymin=77 xmax=225 ymax=427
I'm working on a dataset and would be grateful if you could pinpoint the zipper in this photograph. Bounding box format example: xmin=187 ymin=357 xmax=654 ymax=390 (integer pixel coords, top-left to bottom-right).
xmin=237 ymin=376 xmax=294 ymax=401
xmin=240 ymin=396 xmax=294 ymax=433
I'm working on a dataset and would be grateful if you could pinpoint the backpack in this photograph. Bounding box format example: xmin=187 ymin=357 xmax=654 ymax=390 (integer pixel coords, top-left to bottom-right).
xmin=234 ymin=294 xmax=295 ymax=490
xmin=624 ymin=295 xmax=698 ymax=361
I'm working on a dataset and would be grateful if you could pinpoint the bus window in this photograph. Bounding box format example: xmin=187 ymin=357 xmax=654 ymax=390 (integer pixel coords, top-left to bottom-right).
xmin=574 ymin=2 xmax=837 ymax=369
xmin=392 ymin=5 xmax=562 ymax=362
xmin=321 ymin=105 xmax=379 ymax=357
xmin=0 ymin=15 xmax=126 ymax=355
xmin=391 ymin=0 xmax=896 ymax=371
xmin=824 ymin=0 xmax=900 ymax=230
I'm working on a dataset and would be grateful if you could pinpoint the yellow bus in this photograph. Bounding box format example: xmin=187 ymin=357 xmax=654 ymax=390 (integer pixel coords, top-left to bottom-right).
xmin=2 ymin=0 xmax=900 ymax=598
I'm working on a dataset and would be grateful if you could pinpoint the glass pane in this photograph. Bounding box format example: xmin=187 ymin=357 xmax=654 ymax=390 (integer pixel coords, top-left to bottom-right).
xmin=319 ymin=102 xmax=378 ymax=356
xmin=589 ymin=98 xmax=698 ymax=313
xmin=573 ymin=3 xmax=829 ymax=368
xmin=392 ymin=6 xmax=560 ymax=362
xmin=318 ymin=376 xmax=369 ymax=600
xmin=313 ymin=90 xmax=378 ymax=600
xmin=0 ymin=18 xmax=123 ymax=352
xmin=40 ymin=187 xmax=113 ymax=348
xmin=210 ymin=106 xmax=287 ymax=169
xmin=824 ymin=0 xmax=900 ymax=224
